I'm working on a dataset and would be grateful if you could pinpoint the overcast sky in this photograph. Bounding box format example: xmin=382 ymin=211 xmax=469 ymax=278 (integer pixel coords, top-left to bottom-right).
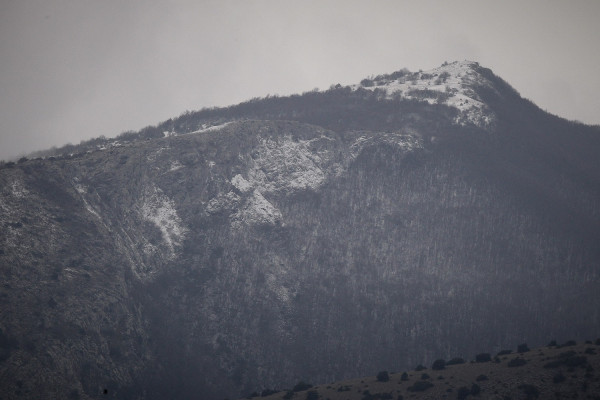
xmin=1 ymin=0 xmax=599 ymax=160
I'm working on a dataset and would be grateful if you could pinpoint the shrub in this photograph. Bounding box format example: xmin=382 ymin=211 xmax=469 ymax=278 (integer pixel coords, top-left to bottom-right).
xmin=293 ymin=381 xmax=312 ymax=392
xmin=475 ymin=353 xmax=491 ymax=363
xmin=497 ymin=349 xmax=512 ymax=356
xmin=415 ymin=364 xmax=426 ymax=371
xmin=518 ymin=384 xmax=540 ymax=399
xmin=400 ymin=372 xmax=409 ymax=381
xmin=547 ymin=340 xmax=557 ymax=347
xmin=376 ymin=371 xmax=390 ymax=382
xmin=283 ymin=391 xmax=294 ymax=399
xmin=305 ymin=390 xmax=319 ymax=400
xmin=565 ymin=355 xmax=587 ymax=367
xmin=517 ymin=343 xmax=530 ymax=353
xmin=457 ymin=386 xmax=470 ymax=399
xmin=407 ymin=381 xmax=433 ymax=392
xmin=261 ymin=389 xmax=277 ymax=396
xmin=361 ymin=79 xmax=375 ymax=87
xmin=560 ymin=340 xmax=576 ymax=347
xmin=553 ymin=372 xmax=566 ymax=383
xmin=470 ymin=384 xmax=481 ymax=395
xmin=543 ymin=360 xmax=562 ymax=369
xmin=420 ymin=373 xmax=430 ymax=380
xmin=476 ymin=374 xmax=488 ymax=381
xmin=446 ymin=357 xmax=465 ymax=365
xmin=507 ymin=357 xmax=527 ymax=367
xmin=431 ymin=359 xmax=446 ymax=370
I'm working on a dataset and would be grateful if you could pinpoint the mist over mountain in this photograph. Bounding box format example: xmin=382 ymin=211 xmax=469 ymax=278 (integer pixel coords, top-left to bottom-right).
xmin=1 ymin=61 xmax=599 ymax=400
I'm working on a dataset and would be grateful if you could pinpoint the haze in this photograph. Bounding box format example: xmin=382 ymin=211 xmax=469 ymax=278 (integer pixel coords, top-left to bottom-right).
xmin=1 ymin=0 xmax=599 ymax=160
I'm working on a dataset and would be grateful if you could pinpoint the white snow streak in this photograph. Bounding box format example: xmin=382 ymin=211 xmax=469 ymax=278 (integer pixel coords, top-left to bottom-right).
xmin=141 ymin=185 xmax=187 ymax=256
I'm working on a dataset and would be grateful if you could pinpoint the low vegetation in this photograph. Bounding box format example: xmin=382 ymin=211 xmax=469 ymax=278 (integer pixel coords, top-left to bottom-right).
xmin=245 ymin=340 xmax=600 ymax=400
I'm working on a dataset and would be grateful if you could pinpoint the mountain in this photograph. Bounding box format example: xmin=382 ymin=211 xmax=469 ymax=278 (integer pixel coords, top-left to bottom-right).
xmin=1 ymin=61 xmax=599 ymax=400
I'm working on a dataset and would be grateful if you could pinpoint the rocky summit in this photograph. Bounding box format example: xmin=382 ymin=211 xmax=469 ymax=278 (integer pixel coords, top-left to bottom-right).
xmin=1 ymin=61 xmax=599 ymax=399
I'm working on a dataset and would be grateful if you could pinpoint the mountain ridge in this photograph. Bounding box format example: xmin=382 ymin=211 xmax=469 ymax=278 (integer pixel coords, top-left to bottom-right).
xmin=19 ymin=60 xmax=520 ymax=161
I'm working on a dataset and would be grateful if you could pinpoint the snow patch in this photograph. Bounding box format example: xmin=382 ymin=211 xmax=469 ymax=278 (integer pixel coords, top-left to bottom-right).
xmin=10 ymin=180 xmax=29 ymax=198
xmin=169 ymin=160 xmax=183 ymax=171
xmin=206 ymin=191 xmax=241 ymax=215
xmin=246 ymin=135 xmax=329 ymax=194
xmin=231 ymin=174 xmax=252 ymax=193
xmin=190 ymin=122 xmax=232 ymax=134
xmin=231 ymin=190 xmax=282 ymax=228
xmin=141 ymin=185 xmax=187 ymax=256
xmin=350 ymin=132 xmax=423 ymax=158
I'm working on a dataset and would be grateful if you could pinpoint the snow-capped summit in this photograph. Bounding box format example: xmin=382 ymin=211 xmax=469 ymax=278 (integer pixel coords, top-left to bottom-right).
xmin=354 ymin=60 xmax=494 ymax=127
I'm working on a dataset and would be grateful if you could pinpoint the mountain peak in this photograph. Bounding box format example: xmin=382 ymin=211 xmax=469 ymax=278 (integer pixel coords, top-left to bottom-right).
xmin=354 ymin=60 xmax=494 ymax=127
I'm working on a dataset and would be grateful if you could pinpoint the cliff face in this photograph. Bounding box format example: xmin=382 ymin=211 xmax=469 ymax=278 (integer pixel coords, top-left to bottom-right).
xmin=1 ymin=62 xmax=600 ymax=399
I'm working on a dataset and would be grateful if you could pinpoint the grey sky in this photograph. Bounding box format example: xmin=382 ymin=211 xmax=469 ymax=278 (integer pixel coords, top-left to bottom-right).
xmin=1 ymin=0 xmax=599 ymax=160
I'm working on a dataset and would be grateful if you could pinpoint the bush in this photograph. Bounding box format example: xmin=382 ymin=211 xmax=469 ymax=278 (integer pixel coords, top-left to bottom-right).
xmin=517 ymin=343 xmax=530 ymax=353
xmin=475 ymin=353 xmax=491 ymax=363
xmin=518 ymin=384 xmax=539 ymax=399
xmin=470 ymin=384 xmax=481 ymax=395
xmin=496 ymin=349 xmax=512 ymax=356
xmin=564 ymin=355 xmax=587 ymax=367
xmin=420 ymin=373 xmax=430 ymax=380
xmin=560 ymin=340 xmax=576 ymax=347
xmin=547 ymin=340 xmax=557 ymax=347
xmin=376 ymin=371 xmax=390 ymax=382
xmin=446 ymin=357 xmax=465 ymax=365
xmin=431 ymin=359 xmax=446 ymax=370
xmin=457 ymin=386 xmax=470 ymax=399
xmin=407 ymin=381 xmax=433 ymax=392
xmin=293 ymin=381 xmax=312 ymax=392
xmin=305 ymin=390 xmax=319 ymax=400
xmin=507 ymin=357 xmax=527 ymax=367
xmin=553 ymin=372 xmax=566 ymax=383
xmin=361 ymin=79 xmax=375 ymax=87
xmin=415 ymin=364 xmax=426 ymax=371
xmin=400 ymin=372 xmax=409 ymax=381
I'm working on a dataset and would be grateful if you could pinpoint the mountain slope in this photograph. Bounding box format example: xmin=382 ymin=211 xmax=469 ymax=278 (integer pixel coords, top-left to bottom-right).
xmin=1 ymin=61 xmax=599 ymax=399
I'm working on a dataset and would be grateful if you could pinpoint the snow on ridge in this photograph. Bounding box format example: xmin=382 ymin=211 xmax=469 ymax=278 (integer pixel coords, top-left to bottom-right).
xmin=189 ymin=122 xmax=232 ymax=135
xmin=350 ymin=132 xmax=423 ymax=158
xmin=354 ymin=60 xmax=494 ymax=127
